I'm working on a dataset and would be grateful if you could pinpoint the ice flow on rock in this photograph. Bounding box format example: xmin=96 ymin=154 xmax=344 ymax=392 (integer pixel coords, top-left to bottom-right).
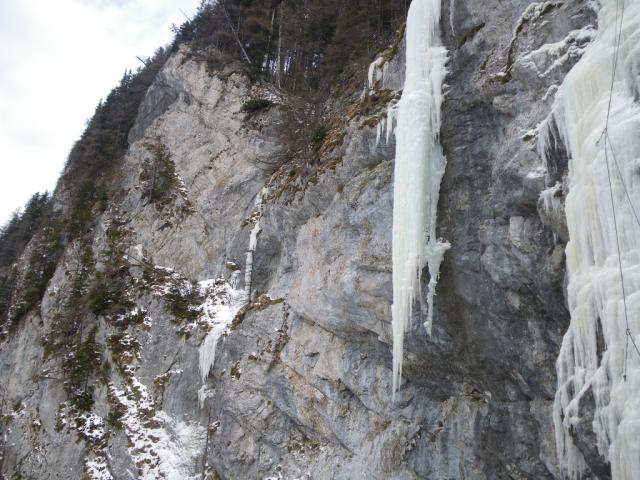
xmin=391 ymin=0 xmax=449 ymax=397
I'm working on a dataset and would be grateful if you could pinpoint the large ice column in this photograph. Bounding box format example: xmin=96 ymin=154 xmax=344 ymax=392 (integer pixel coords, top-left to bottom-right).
xmin=538 ymin=1 xmax=640 ymax=478
xmin=391 ymin=0 xmax=450 ymax=396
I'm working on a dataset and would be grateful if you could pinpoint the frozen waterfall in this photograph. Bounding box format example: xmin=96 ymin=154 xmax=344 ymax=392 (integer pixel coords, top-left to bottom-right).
xmin=244 ymin=187 xmax=267 ymax=303
xmin=198 ymin=188 xmax=267 ymax=406
xmin=539 ymin=0 xmax=640 ymax=478
xmin=391 ymin=0 xmax=449 ymax=396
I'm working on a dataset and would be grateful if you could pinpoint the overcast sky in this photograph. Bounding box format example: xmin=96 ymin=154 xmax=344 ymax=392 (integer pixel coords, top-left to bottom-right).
xmin=0 ymin=0 xmax=202 ymax=225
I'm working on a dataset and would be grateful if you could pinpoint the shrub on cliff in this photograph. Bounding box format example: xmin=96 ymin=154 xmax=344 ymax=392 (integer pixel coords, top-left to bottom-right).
xmin=140 ymin=142 xmax=180 ymax=207
xmin=241 ymin=98 xmax=274 ymax=114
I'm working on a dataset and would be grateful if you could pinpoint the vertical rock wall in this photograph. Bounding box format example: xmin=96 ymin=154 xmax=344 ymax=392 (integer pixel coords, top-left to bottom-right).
xmin=0 ymin=1 xmax=615 ymax=479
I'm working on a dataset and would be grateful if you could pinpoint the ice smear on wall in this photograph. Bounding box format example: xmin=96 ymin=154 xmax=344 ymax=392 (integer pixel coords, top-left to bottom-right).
xmin=391 ymin=0 xmax=449 ymax=396
xmin=198 ymin=275 xmax=245 ymax=402
xmin=538 ymin=0 xmax=640 ymax=477
xmin=244 ymin=187 xmax=268 ymax=302
xmin=198 ymin=188 xmax=268 ymax=405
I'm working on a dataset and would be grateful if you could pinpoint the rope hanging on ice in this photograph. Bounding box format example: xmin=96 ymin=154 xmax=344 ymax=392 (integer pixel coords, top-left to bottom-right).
xmin=538 ymin=0 xmax=640 ymax=477
xmin=598 ymin=0 xmax=640 ymax=381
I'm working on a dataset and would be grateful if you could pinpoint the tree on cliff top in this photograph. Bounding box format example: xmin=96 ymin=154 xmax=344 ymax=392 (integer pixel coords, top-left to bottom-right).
xmin=175 ymin=0 xmax=408 ymax=95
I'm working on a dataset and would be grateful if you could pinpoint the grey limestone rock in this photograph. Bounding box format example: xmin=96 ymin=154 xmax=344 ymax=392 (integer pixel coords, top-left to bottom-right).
xmin=0 ymin=1 xmax=609 ymax=479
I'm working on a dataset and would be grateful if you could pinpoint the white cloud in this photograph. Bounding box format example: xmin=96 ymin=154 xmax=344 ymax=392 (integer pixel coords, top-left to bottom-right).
xmin=0 ymin=0 xmax=201 ymax=225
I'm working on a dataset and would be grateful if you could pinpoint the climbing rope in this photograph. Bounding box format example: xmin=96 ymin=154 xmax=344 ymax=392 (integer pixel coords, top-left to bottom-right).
xmin=604 ymin=0 xmax=625 ymax=127
xmin=599 ymin=0 xmax=640 ymax=380
xmin=606 ymin=131 xmax=640 ymax=228
xmin=601 ymin=130 xmax=640 ymax=380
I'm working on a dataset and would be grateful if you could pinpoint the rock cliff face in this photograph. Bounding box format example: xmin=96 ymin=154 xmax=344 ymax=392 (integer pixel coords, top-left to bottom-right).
xmin=0 ymin=1 xmax=607 ymax=479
